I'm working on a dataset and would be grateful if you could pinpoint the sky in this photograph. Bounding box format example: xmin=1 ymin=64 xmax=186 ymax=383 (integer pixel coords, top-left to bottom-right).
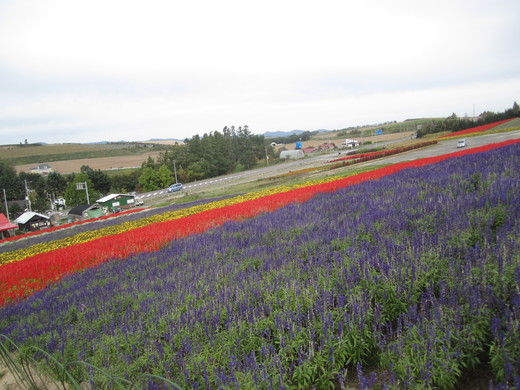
xmin=0 ymin=0 xmax=519 ymax=145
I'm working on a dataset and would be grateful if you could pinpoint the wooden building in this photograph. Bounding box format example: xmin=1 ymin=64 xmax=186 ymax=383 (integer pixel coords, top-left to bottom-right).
xmin=14 ymin=212 xmax=51 ymax=232
xmin=96 ymin=194 xmax=137 ymax=212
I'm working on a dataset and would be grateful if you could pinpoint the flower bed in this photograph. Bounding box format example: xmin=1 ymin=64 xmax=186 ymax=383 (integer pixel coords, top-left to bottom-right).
xmin=0 ymin=208 xmax=146 ymax=245
xmin=438 ymin=118 xmax=515 ymax=139
xmin=0 ymin=139 xmax=518 ymax=306
xmin=1 ymin=141 xmax=518 ymax=388
xmin=328 ymin=140 xmax=438 ymax=164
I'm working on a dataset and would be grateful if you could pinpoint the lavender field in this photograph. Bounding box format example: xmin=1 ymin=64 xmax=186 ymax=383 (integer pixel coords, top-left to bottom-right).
xmin=1 ymin=144 xmax=519 ymax=389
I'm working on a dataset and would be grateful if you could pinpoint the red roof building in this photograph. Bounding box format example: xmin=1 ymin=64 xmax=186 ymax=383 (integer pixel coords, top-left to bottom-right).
xmin=0 ymin=213 xmax=17 ymax=239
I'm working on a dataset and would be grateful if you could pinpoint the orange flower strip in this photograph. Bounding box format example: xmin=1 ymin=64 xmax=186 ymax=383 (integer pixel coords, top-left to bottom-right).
xmin=1 ymin=138 xmax=518 ymax=305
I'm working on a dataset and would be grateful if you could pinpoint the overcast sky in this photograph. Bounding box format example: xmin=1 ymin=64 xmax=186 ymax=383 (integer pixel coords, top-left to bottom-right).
xmin=0 ymin=0 xmax=519 ymax=144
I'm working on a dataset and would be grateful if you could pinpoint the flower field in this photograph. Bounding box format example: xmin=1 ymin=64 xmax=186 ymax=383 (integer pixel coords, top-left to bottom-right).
xmin=2 ymin=141 xmax=517 ymax=307
xmin=438 ymin=118 xmax=516 ymax=139
xmin=0 ymin=208 xmax=147 ymax=245
xmin=327 ymin=141 xmax=438 ymax=165
xmin=1 ymin=139 xmax=520 ymax=389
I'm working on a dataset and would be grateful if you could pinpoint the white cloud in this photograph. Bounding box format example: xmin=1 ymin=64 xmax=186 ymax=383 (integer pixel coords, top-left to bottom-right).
xmin=0 ymin=0 xmax=518 ymax=144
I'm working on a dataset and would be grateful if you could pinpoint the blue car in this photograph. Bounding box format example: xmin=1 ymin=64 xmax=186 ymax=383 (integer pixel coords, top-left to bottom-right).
xmin=167 ymin=183 xmax=183 ymax=193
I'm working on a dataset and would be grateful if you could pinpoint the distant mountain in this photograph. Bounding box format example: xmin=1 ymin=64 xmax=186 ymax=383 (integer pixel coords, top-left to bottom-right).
xmin=146 ymin=138 xmax=185 ymax=142
xmin=85 ymin=140 xmax=128 ymax=144
xmin=263 ymin=129 xmax=332 ymax=138
xmin=263 ymin=130 xmax=305 ymax=138
xmin=84 ymin=138 xmax=186 ymax=144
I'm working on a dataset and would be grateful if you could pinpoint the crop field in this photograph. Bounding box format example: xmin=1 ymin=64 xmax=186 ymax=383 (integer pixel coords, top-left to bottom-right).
xmin=0 ymin=138 xmax=519 ymax=389
xmin=14 ymin=151 xmax=163 ymax=175
xmin=0 ymin=143 xmax=126 ymax=158
xmin=0 ymin=142 xmax=169 ymax=173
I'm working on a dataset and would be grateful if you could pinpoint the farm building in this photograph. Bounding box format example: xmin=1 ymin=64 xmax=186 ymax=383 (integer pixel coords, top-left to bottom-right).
xmin=317 ymin=142 xmax=336 ymax=150
xmin=0 ymin=213 xmax=17 ymax=239
xmin=14 ymin=211 xmax=51 ymax=232
xmin=30 ymin=163 xmax=53 ymax=175
xmin=280 ymin=150 xmax=305 ymax=159
xmin=68 ymin=204 xmax=104 ymax=221
xmin=340 ymin=139 xmax=360 ymax=148
xmin=96 ymin=194 xmax=138 ymax=211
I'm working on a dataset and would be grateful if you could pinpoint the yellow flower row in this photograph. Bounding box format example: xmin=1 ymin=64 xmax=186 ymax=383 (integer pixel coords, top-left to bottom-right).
xmin=0 ymin=177 xmax=337 ymax=266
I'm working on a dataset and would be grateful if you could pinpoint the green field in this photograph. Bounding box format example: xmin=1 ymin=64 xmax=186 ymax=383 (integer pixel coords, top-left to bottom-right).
xmin=0 ymin=142 xmax=169 ymax=166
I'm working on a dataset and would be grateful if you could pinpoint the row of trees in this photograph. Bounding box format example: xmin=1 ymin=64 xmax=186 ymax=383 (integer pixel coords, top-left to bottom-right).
xmin=154 ymin=125 xmax=273 ymax=181
xmin=416 ymin=102 xmax=519 ymax=138
xmin=0 ymin=164 xmax=119 ymax=218
xmin=0 ymin=126 xmax=280 ymax=217
xmin=267 ymin=130 xmax=315 ymax=145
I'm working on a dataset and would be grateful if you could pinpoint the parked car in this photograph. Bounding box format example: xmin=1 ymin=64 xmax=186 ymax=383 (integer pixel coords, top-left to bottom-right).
xmin=457 ymin=139 xmax=467 ymax=148
xmin=167 ymin=183 xmax=183 ymax=193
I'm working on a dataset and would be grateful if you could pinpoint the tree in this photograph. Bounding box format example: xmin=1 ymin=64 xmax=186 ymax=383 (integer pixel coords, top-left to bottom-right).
xmin=187 ymin=159 xmax=211 ymax=181
xmin=506 ymin=101 xmax=519 ymax=118
xmin=110 ymin=171 xmax=139 ymax=193
xmin=46 ymin=172 xmax=67 ymax=196
xmin=157 ymin=165 xmax=174 ymax=188
xmin=141 ymin=156 xmax=158 ymax=170
xmin=80 ymin=165 xmax=111 ymax=195
xmin=89 ymin=170 xmax=111 ymax=195
xmin=19 ymin=172 xmax=47 ymax=212
xmin=0 ymin=161 xmax=24 ymax=200
xmin=64 ymin=174 xmax=98 ymax=207
xmin=138 ymin=167 xmax=161 ymax=192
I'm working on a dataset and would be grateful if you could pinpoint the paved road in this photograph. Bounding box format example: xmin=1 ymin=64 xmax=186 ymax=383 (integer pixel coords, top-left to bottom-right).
xmin=136 ymin=131 xmax=520 ymax=202
xmin=361 ymin=130 xmax=520 ymax=166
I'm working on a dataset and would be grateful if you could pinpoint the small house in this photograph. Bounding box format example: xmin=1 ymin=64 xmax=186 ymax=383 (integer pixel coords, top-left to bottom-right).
xmin=341 ymin=139 xmax=359 ymax=148
xmin=30 ymin=164 xmax=53 ymax=175
xmin=0 ymin=213 xmax=17 ymax=239
xmin=318 ymin=142 xmax=336 ymax=150
xmin=15 ymin=211 xmax=51 ymax=232
xmin=302 ymin=147 xmax=316 ymax=154
xmin=68 ymin=204 xmax=104 ymax=221
xmin=96 ymin=194 xmax=137 ymax=211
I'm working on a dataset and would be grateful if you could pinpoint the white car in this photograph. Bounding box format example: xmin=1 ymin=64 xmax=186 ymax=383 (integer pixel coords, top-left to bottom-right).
xmin=457 ymin=139 xmax=467 ymax=148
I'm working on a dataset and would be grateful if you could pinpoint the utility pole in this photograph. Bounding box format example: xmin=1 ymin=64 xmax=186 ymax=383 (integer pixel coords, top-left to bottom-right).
xmin=24 ymin=180 xmax=32 ymax=212
xmin=173 ymin=160 xmax=178 ymax=183
xmin=76 ymin=182 xmax=90 ymax=204
xmin=3 ymin=188 xmax=9 ymax=220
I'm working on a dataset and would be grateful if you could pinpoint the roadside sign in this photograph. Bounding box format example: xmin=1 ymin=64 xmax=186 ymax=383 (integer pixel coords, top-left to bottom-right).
xmin=376 ymin=129 xmax=383 ymax=135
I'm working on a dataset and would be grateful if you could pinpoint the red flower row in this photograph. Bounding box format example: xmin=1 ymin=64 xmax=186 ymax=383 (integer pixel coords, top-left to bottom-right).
xmin=1 ymin=139 xmax=518 ymax=306
xmin=328 ymin=141 xmax=438 ymax=164
xmin=438 ymin=118 xmax=515 ymax=139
